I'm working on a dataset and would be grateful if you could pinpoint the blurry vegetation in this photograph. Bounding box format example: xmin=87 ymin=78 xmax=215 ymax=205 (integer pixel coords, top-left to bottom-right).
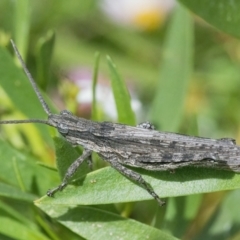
xmin=0 ymin=0 xmax=240 ymax=239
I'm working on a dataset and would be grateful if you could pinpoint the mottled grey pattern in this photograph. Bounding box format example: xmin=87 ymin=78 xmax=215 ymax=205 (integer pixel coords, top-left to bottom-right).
xmin=2 ymin=40 xmax=240 ymax=206
xmin=48 ymin=114 xmax=240 ymax=172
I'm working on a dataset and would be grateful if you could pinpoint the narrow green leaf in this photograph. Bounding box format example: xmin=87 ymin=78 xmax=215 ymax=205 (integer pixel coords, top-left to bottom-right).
xmin=36 ymin=165 xmax=240 ymax=205
xmin=107 ymin=56 xmax=136 ymax=125
xmin=35 ymin=204 xmax=178 ymax=240
xmin=91 ymin=51 xmax=101 ymax=121
xmin=178 ymin=0 xmax=240 ymax=38
xmin=149 ymin=5 xmax=193 ymax=131
xmin=0 ymin=217 xmax=49 ymax=240
xmin=0 ymin=200 xmax=38 ymax=229
xmin=54 ymin=137 xmax=89 ymax=180
xmin=160 ymin=195 xmax=203 ymax=237
xmin=0 ymin=139 xmax=59 ymax=196
xmin=13 ymin=0 xmax=30 ymax=60
xmin=35 ymin=214 xmax=61 ymax=240
xmin=36 ymin=31 xmax=55 ymax=90
xmin=0 ymin=45 xmax=53 ymax=145
xmin=0 ymin=182 xmax=36 ymax=201
xmin=202 ymin=189 xmax=240 ymax=237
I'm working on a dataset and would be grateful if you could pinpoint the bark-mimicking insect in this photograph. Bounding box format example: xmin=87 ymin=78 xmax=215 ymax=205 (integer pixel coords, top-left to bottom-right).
xmin=1 ymin=40 xmax=240 ymax=206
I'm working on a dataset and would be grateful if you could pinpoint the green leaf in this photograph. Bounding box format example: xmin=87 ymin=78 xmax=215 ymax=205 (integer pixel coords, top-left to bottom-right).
xmin=107 ymin=56 xmax=136 ymax=125
xmin=191 ymin=190 xmax=240 ymax=239
xmin=0 ymin=139 xmax=59 ymax=196
xmin=160 ymin=195 xmax=203 ymax=236
xmin=54 ymin=137 xmax=90 ymax=180
xmin=0 ymin=200 xmax=37 ymax=229
xmin=36 ymin=164 xmax=240 ymax=206
xmin=0 ymin=182 xmax=36 ymax=201
xmin=36 ymin=30 xmax=55 ymax=90
xmin=35 ymin=204 xmax=178 ymax=240
xmin=0 ymin=216 xmax=49 ymax=240
xmin=0 ymin=44 xmax=53 ymax=145
xmin=149 ymin=5 xmax=193 ymax=131
xmin=91 ymin=51 xmax=101 ymax=121
xmin=13 ymin=0 xmax=30 ymax=60
xmin=178 ymin=0 xmax=240 ymax=38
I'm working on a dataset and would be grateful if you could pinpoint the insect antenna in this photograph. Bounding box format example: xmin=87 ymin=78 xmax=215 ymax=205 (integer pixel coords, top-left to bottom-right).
xmin=10 ymin=39 xmax=52 ymax=116
xmin=0 ymin=40 xmax=53 ymax=127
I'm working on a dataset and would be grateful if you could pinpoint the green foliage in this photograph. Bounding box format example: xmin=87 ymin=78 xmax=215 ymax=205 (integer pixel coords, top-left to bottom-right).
xmin=0 ymin=217 xmax=49 ymax=240
xmin=0 ymin=139 xmax=59 ymax=196
xmin=150 ymin=5 xmax=193 ymax=131
xmin=0 ymin=45 xmax=54 ymax=146
xmin=107 ymin=55 xmax=136 ymax=125
xmin=91 ymin=52 xmax=101 ymax=121
xmin=13 ymin=0 xmax=30 ymax=60
xmin=178 ymin=0 xmax=240 ymax=38
xmin=36 ymin=204 xmax=177 ymax=240
xmin=1 ymin=0 xmax=240 ymax=239
xmin=36 ymin=31 xmax=56 ymax=90
xmin=54 ymin=137 xmax=89 ymax=181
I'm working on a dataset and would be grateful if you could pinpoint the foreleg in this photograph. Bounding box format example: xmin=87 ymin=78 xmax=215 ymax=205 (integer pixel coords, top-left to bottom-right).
xmin=47 ymin=149 xmax=92 ymax=196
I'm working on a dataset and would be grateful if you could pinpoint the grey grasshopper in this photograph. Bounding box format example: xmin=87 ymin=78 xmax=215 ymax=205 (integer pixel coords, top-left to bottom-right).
xmin=1 ymin=40 xmax=240 ymax=206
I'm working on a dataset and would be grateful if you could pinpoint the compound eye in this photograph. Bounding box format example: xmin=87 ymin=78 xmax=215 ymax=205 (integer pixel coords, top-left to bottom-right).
xmin=57 ymin=123 xmax=69 ymax=134
xmin=60 ymin=110 xmax=72 ymax=115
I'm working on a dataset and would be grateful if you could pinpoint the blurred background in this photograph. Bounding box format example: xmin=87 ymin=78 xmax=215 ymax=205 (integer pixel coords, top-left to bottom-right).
xmin=1 ymin=1 xmax=240 ymax=240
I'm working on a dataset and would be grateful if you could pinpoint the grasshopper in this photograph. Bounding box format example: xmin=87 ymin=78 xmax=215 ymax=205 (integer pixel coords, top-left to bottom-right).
xmin=1 ymin=40 xmax=240 ymax=206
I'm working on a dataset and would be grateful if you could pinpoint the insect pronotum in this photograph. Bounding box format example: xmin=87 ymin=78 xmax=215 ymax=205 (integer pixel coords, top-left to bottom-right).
xmin=1 ymin=40 xmax=240 ymax=206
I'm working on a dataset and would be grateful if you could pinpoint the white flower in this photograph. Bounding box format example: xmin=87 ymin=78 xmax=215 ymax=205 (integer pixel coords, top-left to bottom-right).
xmin=99 ymin=0 xmax=175 ymax=30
